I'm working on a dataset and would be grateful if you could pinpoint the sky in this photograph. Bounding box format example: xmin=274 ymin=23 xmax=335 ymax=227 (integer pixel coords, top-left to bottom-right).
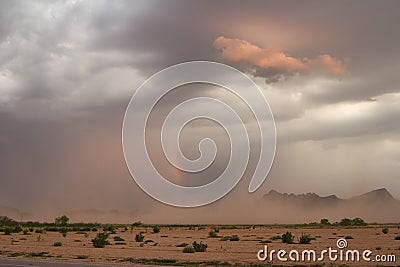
xmin=0 ymin=0 xmax=400 ymax=223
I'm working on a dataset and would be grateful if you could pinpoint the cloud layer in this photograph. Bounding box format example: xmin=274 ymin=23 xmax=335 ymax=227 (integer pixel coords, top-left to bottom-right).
xmin=214 ymin=36 xmax=346 ymax=81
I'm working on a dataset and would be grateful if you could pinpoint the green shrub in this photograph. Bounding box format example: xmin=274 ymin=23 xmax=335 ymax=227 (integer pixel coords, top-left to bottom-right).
xmin=183 ymin=246 xmax=195 ymax=253
xmin=299 ymin=233 xmax=312 ymax=244
xmin=282 ymin=232 xmax=294 ymax=244
xmin=54 ymin=215 xmax=69 ymax=226
xmin=131 ymin=221 xmax=142 ymax=227
xmin=345 ymin=235 xmax=354 ymax=239
xmin=208 ymin=230 xmax=218 ymax=238
xmin=375 ymin=246 xmax=382 ymax=250
xmin=114 ymin=236 xmax=125 ymax=242
xmin=192 ymin=241 xmax=207 ymax=252
xmin=13 ymin=226 xmax=22 ymax=233
xmin=395 ymin=236 xmax=400 ymax=240
xmin=135 ymin=232 xmax=145 ymax=242
xmin=91 ymin=232 xmax=110 ymax=248
xmin=153 ymin=225 xmax=160 ymax=233
xmin=382 ymin=227 xmax=389 ymax=234
xmin=23 ymin=229 xmax=29 ymax=235
xmin=220 ymin=236 xmax=230 ymax=241
xmin=320 ymin=218 xmax=330 ymax=225
xmin=4 ymin=228 xmax=12 ymax=235
xmin=229 ymin=235 xmax=240 ymax=241
xmin=53 ymin=242 xmax=62 ymax=247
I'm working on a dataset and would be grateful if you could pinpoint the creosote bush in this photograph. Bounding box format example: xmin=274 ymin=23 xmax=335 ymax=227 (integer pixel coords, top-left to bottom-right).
xmin=382 ymin=227 xmax=389 ymax=234
xmin=53 ymin=242 xmax=62 ymax=247
xmin=299 ymin=233 xmax=312 ymax=244
xmin=229 ymin=235 xmax=240 ymax=241
xmin=282 ymin=231 xmax=294 ymax=244
xmin=208 ymin=230 xmax=218 ymax=238
xmin=153 ymin=225 xmax=160 ymax=233
xmin=135 ymin=232 xmax=145 ymax=242
xmin=183 ymin=246 xmax=195 ymax=253
xmin=113 ymin=236 xmax=125 ymax=242
xmin=91 ymin=232 xmax=110 ymax=248
xmin=192 ymin=241 xmax=207 ymax=252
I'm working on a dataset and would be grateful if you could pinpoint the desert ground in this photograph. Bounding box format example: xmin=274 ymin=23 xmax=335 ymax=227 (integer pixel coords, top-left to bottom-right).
xmin=0 ymin=224 xmax=400 ymax=266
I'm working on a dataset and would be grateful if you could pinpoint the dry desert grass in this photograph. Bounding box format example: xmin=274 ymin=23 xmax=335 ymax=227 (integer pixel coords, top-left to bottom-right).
xmin=0 ymin=224 xmax=399 ymax=266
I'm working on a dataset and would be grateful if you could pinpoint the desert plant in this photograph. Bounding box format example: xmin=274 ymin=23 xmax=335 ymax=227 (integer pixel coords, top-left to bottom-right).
xmin=375 ymin=246 xmax=382 ymax=250
xmin=153 ymin=225 xmax=160 ymax=233
xmin=345 ymin=235 xmax=354 ymax=239
xmin=229 ymin=235 xmax=240 ymax=241
xmin=53 ymin=242 xmax=62 ymax=247
xmin=192 ymin=241 xmax=207 ymax=252
xmin=114 ymin=236 xmax=125 ymax=242
xmin=54 ymin=215 xmax=69 ymax=226
xmin=4 ymin=228 xmax=12 ymax=235
xmin=208 ymin=230 xmax=218 ymax=238
xmin=382 ymin=227 xmax=389 ymax=234
xmin=299 ymin=233 xmax=312 ymax=244
xmin=183 ymin=246 xmax=195 ymax=253
xmin=59 ymin=228 xmax=67 ymax=237
xmin=282 ymin=232 xmax=294 ymax=244
xmin=91 ymin=232 xmax=110 ymax=248
xmin=320 ymin=218 xmax=330 ymax=225
xmin=23 ymin=229 xmax=29 ymax=235
xmin=135 ymin=232 xmax=145 ymax=242
xmin=131 ymin=221 xmax=142 ymax=227
xmin=13 ymin=226 xmax=22 ymax=233
xmin=395 ymin=236 xmax=400 ymax=240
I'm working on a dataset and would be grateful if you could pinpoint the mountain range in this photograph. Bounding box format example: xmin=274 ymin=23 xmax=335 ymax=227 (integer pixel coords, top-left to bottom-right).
xmin=262 ymin=188 xmax=400 ymax=223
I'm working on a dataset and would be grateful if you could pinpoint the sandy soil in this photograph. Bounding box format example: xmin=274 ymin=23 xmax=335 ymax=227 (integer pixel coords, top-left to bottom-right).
xmin=0 ymin=226 xmax=399 ymax=266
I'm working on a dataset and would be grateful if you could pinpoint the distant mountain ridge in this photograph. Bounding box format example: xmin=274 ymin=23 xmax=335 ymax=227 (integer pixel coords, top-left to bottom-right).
xmin=263 ymin=188 xmax=400 ymax=222
xmin=264 ymin=187 xmax=398 ymax=205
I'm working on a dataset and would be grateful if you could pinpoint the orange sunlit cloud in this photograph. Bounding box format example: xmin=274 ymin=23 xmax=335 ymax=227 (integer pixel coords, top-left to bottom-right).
xmin=213 ymin=36 xmax=346 ymax=77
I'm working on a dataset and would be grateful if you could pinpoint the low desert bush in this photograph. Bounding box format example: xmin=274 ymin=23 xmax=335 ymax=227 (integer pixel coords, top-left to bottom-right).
xmin=208 ymin=230 xmax=218 ymax=238
xmin=193 ymin=241 xmax=207 ymax=252
xmin=4 ymin=228 xmax=12 ymax=235
xmin=395 ymin=236 xmax=400 ymax=240
xmin=183 ymin=246 xmax=195 ymax=253
xmin=299 ymin=233 xmax=312 ymax=244
xmin=382 ymin=227 xmax=389 ymax=234
xmin=229 ymin=235 xmax=240 ymax=241
xmin=153 ymin=225 xmax=160 ymax=233
xmin=345 ymin=235 xmax=354 ymax=239
xmin=53 ymin=242 xmax=62 ymax=247
xmin=176 ymin=242 xmax=189 ymax=247
xmin=113 ymin=236 xmax=125 ymax=242
xmin=91 ymin=232 xmax=110 ymax=248
xmin=135 ymin=232 xmax=145 ymax=242
xmin=282 ymin=232 xmax=294 ymax=244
